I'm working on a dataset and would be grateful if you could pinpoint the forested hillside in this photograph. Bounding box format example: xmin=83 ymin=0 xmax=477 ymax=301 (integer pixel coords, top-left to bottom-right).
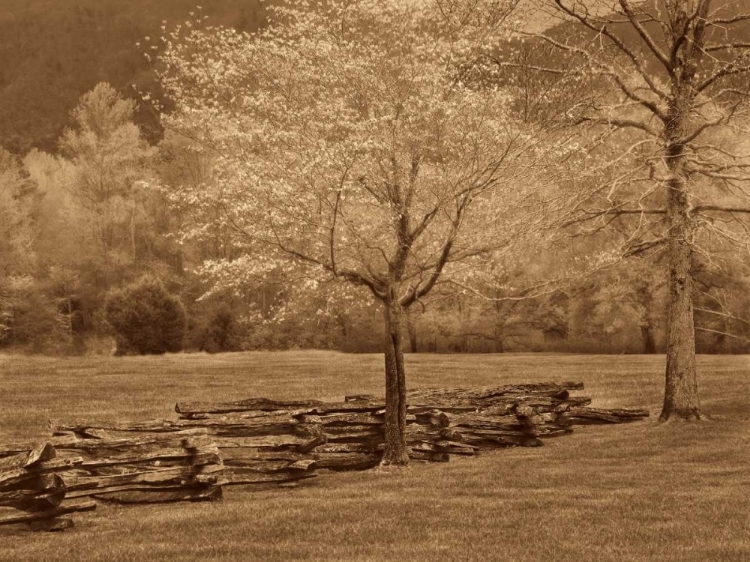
xmin=0 ymin=0 xmax=265 ymax=153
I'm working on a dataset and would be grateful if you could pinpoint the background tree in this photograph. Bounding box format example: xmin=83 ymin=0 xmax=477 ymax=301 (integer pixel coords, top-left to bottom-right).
xmin=154 ymin=0 xmax=564 ymax=464
xmin=61 ymin=82 xmax=156 ymax=267
xmin=527 ymin=0 xmax=750 ymax=420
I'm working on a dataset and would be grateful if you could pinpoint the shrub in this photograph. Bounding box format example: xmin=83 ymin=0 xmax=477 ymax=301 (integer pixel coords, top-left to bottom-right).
xmin=104 ymin=277 xmax=187 ymax=355
xmin=186 ymin=302 xmax=241 ymax=353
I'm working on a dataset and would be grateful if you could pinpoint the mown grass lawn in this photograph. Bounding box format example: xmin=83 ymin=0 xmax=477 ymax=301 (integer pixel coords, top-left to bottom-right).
xmin=0 ymin=351 xmax=749 ymax=562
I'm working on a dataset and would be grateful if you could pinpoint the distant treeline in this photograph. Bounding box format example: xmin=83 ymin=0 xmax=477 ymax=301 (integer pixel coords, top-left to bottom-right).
xmin=2 ymin=82 xmax=749 ymax=356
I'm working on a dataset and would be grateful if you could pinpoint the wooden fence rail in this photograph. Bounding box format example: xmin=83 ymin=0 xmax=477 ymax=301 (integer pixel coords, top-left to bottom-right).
xmin=0 ymin=442 xmax=96 ymax=531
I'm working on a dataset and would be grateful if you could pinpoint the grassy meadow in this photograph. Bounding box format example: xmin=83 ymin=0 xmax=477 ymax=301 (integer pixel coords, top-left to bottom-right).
xmin=0 ymin=351 xmax=749 ymax=562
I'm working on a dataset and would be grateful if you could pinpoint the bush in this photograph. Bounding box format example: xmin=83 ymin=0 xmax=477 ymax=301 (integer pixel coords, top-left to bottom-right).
xmin=104 ymin=277 xmax=187 ymax=355
xmin=186 ymin=302 xmax=241 ymax=353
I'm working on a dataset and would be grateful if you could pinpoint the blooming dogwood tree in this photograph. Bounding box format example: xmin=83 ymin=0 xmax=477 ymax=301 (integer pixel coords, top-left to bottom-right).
xmin=155 ymin=0 xmax=557 ymax=464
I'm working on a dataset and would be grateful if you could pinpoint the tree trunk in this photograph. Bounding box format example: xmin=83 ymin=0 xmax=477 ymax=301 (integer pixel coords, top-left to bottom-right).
xmin=494 ymin=325 xmax=505 ymax=353
xmin=381 ymin=300 xmax=409 ymax=465
xmin=640 ymin=322 xmax=656 ymax=354
xmin=661 ymin=228 xmax=700 ymax=420
xmin=405 ymin=312 xmax=418 ymax=353
xmin=660 ymin=113 xmax=701 ymax=420
xmin=130 ymin=197 xmax=137 ymax=263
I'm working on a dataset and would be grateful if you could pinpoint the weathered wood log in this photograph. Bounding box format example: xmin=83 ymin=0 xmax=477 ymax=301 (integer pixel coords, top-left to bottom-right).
xmin=74 ymin=446 xmax=221 ymax=469
xmin=450 ymin=413 xmax=542 ymax=431
xmin=408 ymin=450 xmax=450 ymax=462
xmin=221 ymin=458 xmax=317 ymax=473
xmin=50 ymin=419 xmax=182 ymax=435
xmin=61 ymin=463 xmax=224 ymax=492
xmin=54 ymin=416 xmax=305 ymax=438
xmin=0 ymin=440 xmax=57 ymax=459
xmin=406 ymin=382 xmax=584 ymax=405
xmin=320 ymin=425 xmax=383 ymax=437
xmin=408 ymin=405 xmax=480 ymax=415
xmin=0 ymin=457 xmax=83 ymax=488
xmin=296 ymin=412 xmax=386 ymax=426
xmin=176 ymin=398 xmax=328 ymax=416
xmin=0 ymin=443 xmax=56 ymax=472
xmin=0 ymin=500 xmax=96 ymax=526
xmin=324 ymin=432 xmax=384 ymax=445
xmin=180 ymin=411 xmax=298 ymax=423
xmin=0 ymin=479 xmax=65 ymax=507
xmin=176 ymin=398 xmax=387 ymax=417
xmin=0 ymin=474 xmax=66 ymax=512
xmin=410 ymin=441 xmax=478 ymax=456
xmin=568 ymin=407 xmax=650 ymax=424
xmin=413 ymin=410 xmax=451 ymax=428
xmin=309 ymin=452 xmax=380 ymax=471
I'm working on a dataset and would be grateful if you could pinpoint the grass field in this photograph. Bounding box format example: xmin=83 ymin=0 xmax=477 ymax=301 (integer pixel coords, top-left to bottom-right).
xmin=1 ymin=351 xmax=749 ymax=562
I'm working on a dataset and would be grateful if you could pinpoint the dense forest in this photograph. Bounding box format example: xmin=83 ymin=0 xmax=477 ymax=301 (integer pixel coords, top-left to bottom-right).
xmin=1 ymin=0 xmax=749 ymax=357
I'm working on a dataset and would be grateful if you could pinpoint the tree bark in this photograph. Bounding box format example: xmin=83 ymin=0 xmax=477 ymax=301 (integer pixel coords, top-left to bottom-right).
xmin=661 ymin=224 xmax=700 ymax=420
xmin=660 ymin=97 xmax=701 ymax=421
xmin=381 ymin=299 xmax=409 ymax=465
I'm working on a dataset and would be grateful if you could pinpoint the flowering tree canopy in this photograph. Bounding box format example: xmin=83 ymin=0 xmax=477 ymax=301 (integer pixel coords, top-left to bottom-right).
xmin=154 ymin=0 xmax=559 ymax=464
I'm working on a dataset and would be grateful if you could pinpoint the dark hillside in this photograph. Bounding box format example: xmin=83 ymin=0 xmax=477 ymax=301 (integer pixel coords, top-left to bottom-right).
xmin=0 ymin=0 xmax=265 ymax=153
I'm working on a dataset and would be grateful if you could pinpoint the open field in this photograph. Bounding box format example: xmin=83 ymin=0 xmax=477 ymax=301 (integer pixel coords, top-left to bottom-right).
xmin=1 ymin=351 xmax=749 ymax=562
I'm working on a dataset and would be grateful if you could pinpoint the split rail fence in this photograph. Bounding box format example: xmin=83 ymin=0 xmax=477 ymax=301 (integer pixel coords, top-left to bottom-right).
xmin=2 ymin=381 xmax=649 ymax=531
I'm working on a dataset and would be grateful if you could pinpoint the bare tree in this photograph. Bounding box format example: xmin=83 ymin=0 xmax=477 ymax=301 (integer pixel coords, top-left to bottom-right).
xmin=521 ymin=0 xmax=750 ymax=420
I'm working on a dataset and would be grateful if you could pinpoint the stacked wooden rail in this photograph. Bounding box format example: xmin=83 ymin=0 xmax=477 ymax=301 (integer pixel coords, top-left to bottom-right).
xmin=45 ymin=426 xmax=225 ymax=504
xmin=12 ymin=381 xmax=647 ymax=502
xmin=0 ymin=442 xmax=95 ymax=531
xmin=169 ymin=381 xmax=650 ymax=477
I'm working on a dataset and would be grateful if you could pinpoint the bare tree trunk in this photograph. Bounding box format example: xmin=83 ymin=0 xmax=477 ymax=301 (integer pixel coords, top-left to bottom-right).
xmin=405 ymin=311 xmax=418 ymax=353
xmin=130 ymin=197 xmax=137 ymax=263
xmin=494 ymin=325 xmax=505 ymax=353
xmin=661 ymin=124 xmax=701 ymax=420
xmin=382 ymin=299 xmax=409 ymax=465
xmin=641 ymin=322 xmax=656 ymax=354
xmin=662 ymin=229 xmax=700 ymax=420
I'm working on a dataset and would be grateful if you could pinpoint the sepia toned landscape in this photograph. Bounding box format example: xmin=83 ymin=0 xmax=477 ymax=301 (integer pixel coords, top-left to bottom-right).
xmin=1 ymin=0 xmax=749 ymax=560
